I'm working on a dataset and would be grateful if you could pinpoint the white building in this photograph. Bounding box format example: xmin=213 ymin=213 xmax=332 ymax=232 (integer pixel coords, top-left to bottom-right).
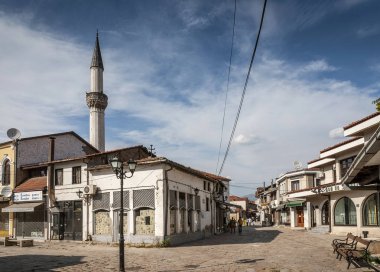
xmin=50 ymin=146 xmax=230 ymax=245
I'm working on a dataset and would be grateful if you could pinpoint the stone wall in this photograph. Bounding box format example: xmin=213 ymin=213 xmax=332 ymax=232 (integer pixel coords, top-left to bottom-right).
xmin=135 ymin=208 xmax=154 ymax=235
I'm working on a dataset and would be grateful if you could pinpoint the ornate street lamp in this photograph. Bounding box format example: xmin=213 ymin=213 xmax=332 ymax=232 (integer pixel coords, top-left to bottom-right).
xmin=109 ymin=156 xmax=137 ymax=272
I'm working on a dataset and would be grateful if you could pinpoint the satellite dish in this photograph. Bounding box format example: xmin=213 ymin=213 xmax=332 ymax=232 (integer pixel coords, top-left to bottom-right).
xmin=7 ymin=128 xmax=21 ymax=140
xmin=1 ymin=186 xmax=12 ymax=198
xmin=293 ymin=161 xmax=303 ymax=170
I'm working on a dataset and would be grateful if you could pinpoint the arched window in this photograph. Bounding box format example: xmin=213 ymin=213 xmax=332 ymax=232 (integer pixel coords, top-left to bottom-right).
xmin=363 ymin=193 xmax=379 ymax=226
xmin=321 ymin=201 xmax=330 ymax=225
xmin=334 ymin=197 xmax=357 ymax=226
xmin=2 ymin=159 xmax=11 ymax=185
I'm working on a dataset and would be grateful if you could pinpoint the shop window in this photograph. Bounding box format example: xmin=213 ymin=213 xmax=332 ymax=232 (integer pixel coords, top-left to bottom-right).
xmin=55 ymin=169 xmax=63 ymax=186
xmin=321 ymin=201 xmax=330 ymax=225
xmin=2 ymin=159 xmax=10 ymax=185
xmin=135 ymin=208 xmax=155 ymax=235
xmin=94 ymin=210 xmax=111 ymax=235
xmin=291 ymin=180 xmax=299 ymax=191
xmin=334 ymin=197 xmax=357 ymax=226
xmin=340 ymin=156 xmax=355 ymax=178
xmin=72 ymin=166 xmax=81 ymax=184
xmin=363 ymin=193 xmax=379 ymax=226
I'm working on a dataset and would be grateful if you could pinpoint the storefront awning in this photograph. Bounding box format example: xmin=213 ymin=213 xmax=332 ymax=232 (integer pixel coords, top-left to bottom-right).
xmin=2 ymin=202 xmax=43 ymax=213
xmin=286 ymin=201 xmax=304 ymax=207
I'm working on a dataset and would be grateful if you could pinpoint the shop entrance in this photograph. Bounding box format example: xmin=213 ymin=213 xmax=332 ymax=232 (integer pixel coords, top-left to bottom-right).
xmin=52 ymin=201 xmax=82 ymax=240
xmin=296 ymin=207 xmax=304 ymax=227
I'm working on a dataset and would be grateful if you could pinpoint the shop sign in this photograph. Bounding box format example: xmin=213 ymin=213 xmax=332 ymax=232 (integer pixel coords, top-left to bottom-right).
xmin=13 ymin=191 xmax=43 ymax=202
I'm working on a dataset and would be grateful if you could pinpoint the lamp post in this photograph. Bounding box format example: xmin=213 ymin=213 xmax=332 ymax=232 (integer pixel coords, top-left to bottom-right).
xmin=110 ymin=156 xmax=137 ymax=272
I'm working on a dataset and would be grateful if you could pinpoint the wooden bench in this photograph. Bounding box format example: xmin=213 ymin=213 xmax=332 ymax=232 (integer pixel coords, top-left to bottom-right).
xmin=3 ymin=237 xmax=33 ymax=247
xmin=337 ymin=236 xmax=371 ymax=269
xmin=332 ymin=233 xmax=358 ymax=257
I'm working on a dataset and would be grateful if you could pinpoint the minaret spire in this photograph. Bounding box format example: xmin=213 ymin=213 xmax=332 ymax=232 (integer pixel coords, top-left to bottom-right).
xmin=86 ymin=32 xmax=108 ymax=151
xmin=91 ymin=30 xmax=104 ymax=71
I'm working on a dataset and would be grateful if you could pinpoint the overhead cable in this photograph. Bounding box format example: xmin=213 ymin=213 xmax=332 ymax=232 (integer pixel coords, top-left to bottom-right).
xmin=216 ymin=0 xmax=237 ymax=174
xmin=218 ymin=0 xmax=268 ymax=175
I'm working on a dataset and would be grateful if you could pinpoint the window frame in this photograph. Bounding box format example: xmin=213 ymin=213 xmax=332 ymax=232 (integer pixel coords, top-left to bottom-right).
xmin=340 ymin=156 xmax=355 ymax=178
xmin=72 ymin=166 xmax=81 ymax=184
xmin=291 ymin=180 xmax=300 ymax=191
xmin=55 ymin=168 xmax=63 ymax=186
xmin=362 ymin=193 xmax=380 ymax=227
xmin=334 ymin=197 xmax=357 ymax=226
xmin=2 ymin=159 xmax=11 ymax=186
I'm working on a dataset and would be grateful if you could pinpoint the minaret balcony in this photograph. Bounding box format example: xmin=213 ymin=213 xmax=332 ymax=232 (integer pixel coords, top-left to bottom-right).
xmin=86 ymin=92 xmax=108 ymax=110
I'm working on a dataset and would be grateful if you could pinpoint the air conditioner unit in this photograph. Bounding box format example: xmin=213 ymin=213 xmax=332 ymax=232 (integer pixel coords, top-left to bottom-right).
xmin=83 ymin=185 xmax=97 ymax=195
xmin=317 ymin=172 xmax=325 ymax=179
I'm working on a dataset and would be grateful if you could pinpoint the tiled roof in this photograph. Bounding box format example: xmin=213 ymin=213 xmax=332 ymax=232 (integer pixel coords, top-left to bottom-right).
xmin=229 ymin=195 xmax=248 ymax=201
xmin=14 ymin=176 xmax=47 ymax=193
xmin=320 ymin=137 xmax=362 ymax=154
xmin=343 ymin=112 xmax=380 ymax=130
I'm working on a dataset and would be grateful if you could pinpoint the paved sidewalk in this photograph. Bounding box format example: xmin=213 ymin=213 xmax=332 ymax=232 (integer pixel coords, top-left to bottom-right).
xmin=0 ymin=226 xmax=375 ymax=272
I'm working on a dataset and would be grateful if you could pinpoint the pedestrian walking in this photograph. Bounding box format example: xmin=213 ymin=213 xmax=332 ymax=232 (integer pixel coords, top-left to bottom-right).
xmin=230 ymin=218 xmax=236 ymax=233
xmin=238 ymin=218 xmax=243 ymax=235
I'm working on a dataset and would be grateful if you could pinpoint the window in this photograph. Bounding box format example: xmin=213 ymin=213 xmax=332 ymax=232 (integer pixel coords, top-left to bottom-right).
xmin=291 ymin=180 xmax=300 ymax=191
xmin=94 ymin=211 xmax=111 ymax=234
xmin=334 ymin=197 xmax=357 ymax=226
xmin=340 ymin=156 xmax=355 ymax=178
xmin=170 ymin=208 xmax=176 ymax=234
xmin=207 ymin=182 xmax=211 ymax=191
xmin=135 ymin=208 xmax=155 ymax=235
xmin=55 ymin=169 xmax=63 ymax=186
xmin=203 ymin=180 xmax=206 ymax=190
xmin=363 ymin=193 xmax=379 ymax=226
xmin=206 ymin=197 xmax=209 ymax=211
xmin=72 ymin=166 xmax=81 ymax=184
xmin=2 ymin=159 xmax=11 ymax=185
xmin=321 ymin=201 xmax=329 ymax=225
xmin=315 ymin=178 xmax=321 ymax=187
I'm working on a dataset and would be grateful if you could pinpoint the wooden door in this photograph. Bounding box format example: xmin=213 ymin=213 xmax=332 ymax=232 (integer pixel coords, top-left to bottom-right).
xmin=297 ymin=208 xmax=304 ymax=227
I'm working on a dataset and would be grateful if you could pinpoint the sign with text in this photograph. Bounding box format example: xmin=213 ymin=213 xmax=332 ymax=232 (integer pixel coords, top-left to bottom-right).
xmin=14 ymin=191 xmax=43 ymax=202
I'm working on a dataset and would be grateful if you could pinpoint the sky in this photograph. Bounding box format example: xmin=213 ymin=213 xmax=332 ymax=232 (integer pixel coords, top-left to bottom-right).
xmin=0 ymin=0 xmax=380 ymax=196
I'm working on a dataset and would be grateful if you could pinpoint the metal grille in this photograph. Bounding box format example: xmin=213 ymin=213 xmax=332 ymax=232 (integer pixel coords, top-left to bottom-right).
xmin=112 ymin=191 xmax=130 ymax=209
xmin=195 ymin=196 xmax=201 ymax=211
xmin=179 ymin=192 xmax=186 ymax=209
xmin=16 ymin=205 xmax=45 ymax=237
xmin=133 ymin=189 xmax=155 ymax=209
xmin=93 ymin=192 xmax=110 ymax=211
xmin=169 ymin=190 xmax=177 ymax=208
xmin=187 ymin=194 xmax=194 ymax=210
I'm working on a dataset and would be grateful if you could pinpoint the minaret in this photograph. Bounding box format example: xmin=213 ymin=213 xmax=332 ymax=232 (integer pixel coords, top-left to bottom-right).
xmin=86 ymin=32 xmax=108 ymax=151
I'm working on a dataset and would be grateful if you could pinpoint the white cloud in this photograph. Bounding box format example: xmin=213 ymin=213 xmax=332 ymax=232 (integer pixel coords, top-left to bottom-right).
xmin=356 ymin=25 xmax=380 ymax=38
xmin=234 ymin=134 xmax=259 ymax=145
xmin=302 ymin=60 xmax=337 ymax=72
xmin=329 ymin=127 xmax=344 ymax=139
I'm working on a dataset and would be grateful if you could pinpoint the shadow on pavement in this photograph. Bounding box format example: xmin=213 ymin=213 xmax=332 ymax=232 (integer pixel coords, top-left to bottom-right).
xmin=0 ymin=254 xmax=84 ymax=272
xmin=179 ymin=227 xmax=282 ymax=247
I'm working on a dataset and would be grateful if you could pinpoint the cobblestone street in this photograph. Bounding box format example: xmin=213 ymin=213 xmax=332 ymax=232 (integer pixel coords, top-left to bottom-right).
xmin=0 ymin=226 xmax=375 ymax=272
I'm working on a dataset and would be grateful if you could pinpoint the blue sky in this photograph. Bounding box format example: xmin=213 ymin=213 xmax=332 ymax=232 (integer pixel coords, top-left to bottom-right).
xmin=0 ymin=0 xmax=379 ymax=196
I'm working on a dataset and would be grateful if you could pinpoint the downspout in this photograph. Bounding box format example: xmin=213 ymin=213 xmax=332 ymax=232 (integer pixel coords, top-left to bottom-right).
xmin=47 ymin=137 xmax=55 ymax=240
xmin=163 ymin=163 xmax=173 ymax=238
xmin=84 ymin=159 xmax=90 ymax=241
xmin=328 ymin=194 xmax=331 ymax=233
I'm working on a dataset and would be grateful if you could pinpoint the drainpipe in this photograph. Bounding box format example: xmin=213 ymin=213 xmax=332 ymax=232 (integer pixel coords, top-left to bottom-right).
xmin=84 ymin=159 xmax=91 ymax=241
xmin=47 ymin=137 xmax=55 ymax=240
xmin=163 ymin=163 xmax=173 ymax=238
xmin=328 ymin=195 xmax=331 ymax=233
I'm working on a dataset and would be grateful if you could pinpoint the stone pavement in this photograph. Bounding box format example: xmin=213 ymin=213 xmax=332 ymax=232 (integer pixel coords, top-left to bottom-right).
xmin=0 ymin=226 xmax=376 ymax=272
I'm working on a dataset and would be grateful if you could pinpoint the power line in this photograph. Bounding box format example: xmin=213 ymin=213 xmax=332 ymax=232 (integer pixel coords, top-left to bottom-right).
xmin=218 ymin=0 xmax=268 ymax=175
xmin=216 ymin=0 xmax=237 ymax=174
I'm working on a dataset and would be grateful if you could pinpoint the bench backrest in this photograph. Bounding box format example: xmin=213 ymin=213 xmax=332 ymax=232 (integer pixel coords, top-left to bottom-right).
xmin=355 ymin=237 xmax=371 ymax=250
xmin=347 ymin=233 xmax=356 ymax=242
